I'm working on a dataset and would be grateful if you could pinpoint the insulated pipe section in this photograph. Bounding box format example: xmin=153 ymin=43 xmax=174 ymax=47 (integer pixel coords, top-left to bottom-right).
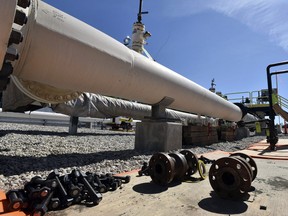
xmin=2 ymin=0 xmax=243 ymax=121
xmin=51 ymin=93 xmax=219 ymax=125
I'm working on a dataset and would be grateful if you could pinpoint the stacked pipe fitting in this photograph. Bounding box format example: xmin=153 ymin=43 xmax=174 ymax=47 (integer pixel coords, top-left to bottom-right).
xmin=147 ymin=150 xmax=199 ymax=185
xmin=209 ymin=153 xmax=257 ymax=200
xmin=0 ymin=0 xmax=30 ymax=91
xmin=5 ymin=169 xmax=130 ymax=216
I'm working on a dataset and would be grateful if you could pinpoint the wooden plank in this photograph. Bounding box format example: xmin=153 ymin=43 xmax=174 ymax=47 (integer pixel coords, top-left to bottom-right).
xmin=220 ymin=130 xmax=235 ymax=141
xmin=183 ymin=134 xmax=218 ymax=145
xmin=183 ymin=125 xmax=217 ymax=132
xmin=183 ymin=131 xmax=218 ymax=137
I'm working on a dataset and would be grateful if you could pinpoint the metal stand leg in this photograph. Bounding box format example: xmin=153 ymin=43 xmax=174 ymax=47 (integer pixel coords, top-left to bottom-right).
xmin=69 ymin=116 xmax=79 ymax=135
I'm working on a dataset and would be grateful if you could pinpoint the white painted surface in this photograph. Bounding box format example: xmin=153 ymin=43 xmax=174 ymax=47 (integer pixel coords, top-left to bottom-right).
xmin=4 ymin=0 xmax=242 ymax=121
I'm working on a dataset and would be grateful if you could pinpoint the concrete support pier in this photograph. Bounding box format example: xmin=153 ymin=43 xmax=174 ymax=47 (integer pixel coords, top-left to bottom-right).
xmin=135 ymin=120 xmax=182 ymax=152
xmin=69 ymin=116 xmax=79 ymax=135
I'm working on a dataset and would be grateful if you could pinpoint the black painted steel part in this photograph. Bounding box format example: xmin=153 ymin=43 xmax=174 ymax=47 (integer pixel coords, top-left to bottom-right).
xmin=209 ymin=153 xmax=257 ymax=200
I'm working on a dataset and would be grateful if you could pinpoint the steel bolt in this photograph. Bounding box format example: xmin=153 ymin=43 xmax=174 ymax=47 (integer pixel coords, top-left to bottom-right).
xmin=5 ymin=47 xmax=19 ymax=61
xmin=9 ymin=29 xmax=23 ymax=45
xmin=32 ymin=210 xmax=42 ymax=216
xmin=113 ymin=175 xmax=131 ymax=183
xmin=40 ymin=189 xmax=49 ymax=198
xmin=17 ymin=0 xmax=31 ymax=8
xmin=14 ymin=10 xmax=27 ymax=26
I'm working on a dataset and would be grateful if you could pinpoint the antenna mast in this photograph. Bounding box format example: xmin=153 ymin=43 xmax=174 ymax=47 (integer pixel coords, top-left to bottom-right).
xmin=137 ymin=0 xmax=148 ymax=23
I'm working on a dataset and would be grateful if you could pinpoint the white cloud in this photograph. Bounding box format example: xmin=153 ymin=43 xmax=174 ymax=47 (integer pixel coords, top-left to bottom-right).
xmin=164 ymin=0 xmax=288 ymax=52
xmin=164 ymin=0 xmax=211 ymax=17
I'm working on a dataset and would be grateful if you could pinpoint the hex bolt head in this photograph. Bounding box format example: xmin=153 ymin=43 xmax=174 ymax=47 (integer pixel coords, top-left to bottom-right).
xmin=12 ymin=201 xmax=21 ymax=210
xmin=40 ymin=189 xmax=49 ymax=198
xmin=6 ymin=190 xmax=23 ymax=211
xmin=113 ymin=175 xmax=131 ymax=183
xmin=32 ymin=210 xmax=43 ymax=216
xmin=68 ymin=186 xmax=80 ymax=198
xmin=9 ymin=29 xmax=23 ymax=45
xmin=17 ymin=0 xmax=31 ymax=8
xmin=49 ymin=198 xmax=60 ymax=210
xmin=0 ymin=63 xmax=13 ymax=77
xmin=14 ymin=10 xmax=27 ymax=26
xmin=98 ymin=185 xmax=107 ymax=193
xmin=5 ymin=47 xmax=19 ymax=61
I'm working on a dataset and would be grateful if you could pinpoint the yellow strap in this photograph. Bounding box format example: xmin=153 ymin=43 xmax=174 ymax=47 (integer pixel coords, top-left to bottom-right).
xmin=255 ymin=122 xmax=261 ymax=133
xmin=272 ymin=93 xmax=278 ymax=105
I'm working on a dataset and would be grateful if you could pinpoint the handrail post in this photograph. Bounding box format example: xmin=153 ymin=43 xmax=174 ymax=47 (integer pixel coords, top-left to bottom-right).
xmin=266 ymin=61 xmax=288 ymax=150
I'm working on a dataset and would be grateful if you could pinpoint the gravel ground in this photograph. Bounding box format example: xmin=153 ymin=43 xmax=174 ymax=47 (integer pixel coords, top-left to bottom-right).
xmin=0 ymin=122 xmax=279 ymax=192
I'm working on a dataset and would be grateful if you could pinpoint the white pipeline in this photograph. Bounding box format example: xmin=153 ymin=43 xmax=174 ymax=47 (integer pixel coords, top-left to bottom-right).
xmin=0 ymin=0 xmax=243 ymax=121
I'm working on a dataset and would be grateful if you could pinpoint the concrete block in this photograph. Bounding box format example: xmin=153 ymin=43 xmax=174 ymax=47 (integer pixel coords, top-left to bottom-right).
xmin=135 ymin=121 xmax=182 ymax=152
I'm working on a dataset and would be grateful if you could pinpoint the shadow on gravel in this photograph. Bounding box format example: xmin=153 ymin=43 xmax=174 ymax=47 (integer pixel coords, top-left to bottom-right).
xmin=0 ymin=129 xmax=134 ymax=137
xmin=0 ymin=149 xmax=150 ymax=176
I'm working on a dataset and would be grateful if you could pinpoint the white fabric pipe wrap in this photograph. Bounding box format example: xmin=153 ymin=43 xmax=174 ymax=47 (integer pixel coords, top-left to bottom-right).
xmin=8 ymin=0 xmax=242 ymax=121
xmin=51 ymin=93 xmax=219 ymax=126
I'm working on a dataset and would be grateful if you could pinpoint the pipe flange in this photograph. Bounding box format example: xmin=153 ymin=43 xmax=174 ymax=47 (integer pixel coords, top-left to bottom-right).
xmin=168 ymin=152 xmax=188 ymax=180
xmin=230 ymin=153 xmax=257 ymax=181
xmin=0 ymin=0 xmax=31 ymax=91
xmin=231 ymin=156 xmax=253 ymax=182
xmin=209 ymin=157 xmax=252 ymax=200
xmin=149 ymin=153 xmax=175 ymax=185
xmin=180 ymin=149 xmax=198 ymax=176
xmin=11 ymin=76 xmax=81 ymax=104
xmin=0 ymin=0 xmax=17 ymax=68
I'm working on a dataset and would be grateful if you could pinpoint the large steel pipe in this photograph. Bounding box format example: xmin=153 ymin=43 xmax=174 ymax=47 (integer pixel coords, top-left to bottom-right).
xmin=0 ymin=0 xmax=243 ymax=121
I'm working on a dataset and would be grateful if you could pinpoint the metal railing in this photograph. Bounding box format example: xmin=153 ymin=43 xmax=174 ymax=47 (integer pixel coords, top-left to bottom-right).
xmin=278 ymin=95 xmax=288 ymax=111
xmin=224 ymin=90 xmax=270 ymax=107
xmin=224 ymin=90 xmax=288 ymax=111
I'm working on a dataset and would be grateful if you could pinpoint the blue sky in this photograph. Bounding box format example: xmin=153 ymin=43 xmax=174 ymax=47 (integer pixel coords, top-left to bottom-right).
xmin=43 ymin=0 xmax=287 ymax=105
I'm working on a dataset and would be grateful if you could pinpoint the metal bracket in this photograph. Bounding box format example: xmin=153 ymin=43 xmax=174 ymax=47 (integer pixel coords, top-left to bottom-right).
xmin=151 ymin=96 xmax=174 ymax=119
